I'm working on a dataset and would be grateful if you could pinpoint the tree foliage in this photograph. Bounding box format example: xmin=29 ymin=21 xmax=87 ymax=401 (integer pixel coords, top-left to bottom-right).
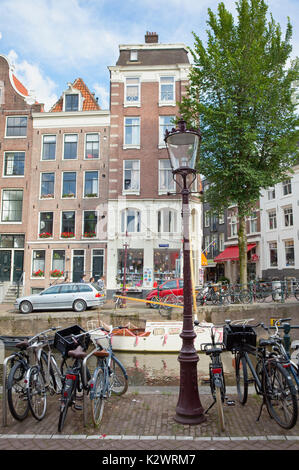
xmin=180 ymin=0 xmax=299 ymax=217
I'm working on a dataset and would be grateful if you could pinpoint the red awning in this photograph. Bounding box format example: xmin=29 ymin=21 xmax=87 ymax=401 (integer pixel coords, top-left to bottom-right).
xmin=214 ymin=243 xmax=256 ymax=262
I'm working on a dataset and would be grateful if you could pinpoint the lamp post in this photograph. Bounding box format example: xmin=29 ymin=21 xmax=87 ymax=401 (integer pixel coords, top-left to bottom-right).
xmin=164 ymin=119 xmax=206 ymax=425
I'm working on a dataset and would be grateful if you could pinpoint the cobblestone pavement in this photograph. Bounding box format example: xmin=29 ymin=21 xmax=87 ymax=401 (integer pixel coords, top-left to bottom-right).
xmin=1 ymin=387 xmax=299 ymax=451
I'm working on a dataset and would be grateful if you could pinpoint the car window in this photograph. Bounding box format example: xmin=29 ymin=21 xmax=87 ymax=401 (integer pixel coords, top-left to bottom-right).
xmin=160 ymin=280 xmax=177 ymax=290
xmin=92 ymin=283 xmax=102 ymax=292
xmin=78 ymin=285 xmax=93 ymax=292
xmin=41 ymin=286 xmax=61 ymax=295
xmin=60 ymin=285 xmax=79 ymax=293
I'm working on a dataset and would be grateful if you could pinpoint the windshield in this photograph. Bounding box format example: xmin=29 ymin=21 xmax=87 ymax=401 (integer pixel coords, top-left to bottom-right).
xmin=92 ymin=282 xmax=102 ymax=291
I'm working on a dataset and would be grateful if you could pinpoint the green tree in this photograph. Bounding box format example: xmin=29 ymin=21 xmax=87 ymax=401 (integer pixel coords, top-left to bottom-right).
xmin=180 ymin=0 xmax=299 ymax=285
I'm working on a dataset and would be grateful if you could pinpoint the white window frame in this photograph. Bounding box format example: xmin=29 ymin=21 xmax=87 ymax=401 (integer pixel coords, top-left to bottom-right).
xmin=38 ymin=211 xmax=54 ymax=239
xmin=204 ymin=212 xmax=210 ymax=228
xmin=268 ymin=209 xmax=277 ymax=230
xmin=40 ymin=172 xmax=55 ymax=200
xmin=63 ymin=92 xmax=81 ymax=112
xmin=283 ymin=206 xmax=293 ymax=227
xmin=82 ymin=210 xmax=98 ymax=238
xmin=5 ymin=115 xmax=28 ymax=138
xmin=267 ymin=188 xmax=276 ymax=200
xmin=121 ymin=208 xmax=141 ymax=233
xmin=60 ymin=210 xmax=76 ymax=238
xmin=124 ymin=77 xmax=140 ymax=107
xmin=219 ymin=233 xmax=225 ymax=252
xmin=269 ymin=242 xmax=278 ymax=267
xmin=284 ymin=239 xmax=295 ymax=267
xmin=51 ymin=249 xmax=65 ymax=276
xmin=1 ymin=189 xmax=23 ymax=224
xmin=84 ymin=133 xmax=100 ymax=159
xmin=63 ymin=133 xmax=78 ymax=160
xmin=159 ymin=76 xmax=175 ymax=106
xmin=123 ymin=117 xmax=140 ymax=148
xmin=282 ymin=179 xmax=292 ymax=196
xmin=31 ymin=249 xmax=46 ymax=279
xmin=230 ymin=216 xmax=238 ymax=237
xmin=3 ymin=151 xmax=25 ymax=177
xmin=157 ymin=208 xmax=178 ymax=233
xmin=41 ymin=134 xmax=57 ymax=161
xmin=248 ymin=212 xmax=258 ymax=234
xmin=159 ymin=115 xmax=175 ymax=147
xmin=61 ymin=171 xmax=77 ymax=199
xmin=123 ymin=160 xmax=140 ymax=194
xmin=84 ymin=170 xmax=99 ymax=198
xmin=158 ymin=159 xmax=175 ymax=194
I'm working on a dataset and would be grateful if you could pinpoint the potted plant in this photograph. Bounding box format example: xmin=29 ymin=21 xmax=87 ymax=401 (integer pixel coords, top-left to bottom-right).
xmin=41 ymin=193 xmax=54 ymax=199
xmin=83 ymin=231 xmax=96 ymax=238
xmin=39 ymin=232 xmax=52 ymax=238
xmin=62 ymin=193 xmax=75 ymax=198
xmin=32 ymin=269 xmax=44 ymax=277
xmin=50 ymin=269 xmax=64 ymax=278
xmin=61 ymin=231 xmax=75 ymax=238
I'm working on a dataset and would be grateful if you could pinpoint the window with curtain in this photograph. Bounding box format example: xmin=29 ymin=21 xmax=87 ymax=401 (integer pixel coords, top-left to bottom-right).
xmin=125 ymin=78 xmax=140 ymax=103
xmin=32 ymin=250 xmax=45 ymax=276
xmin=124 ymin=118 xmax=140 ymax=146
xmin=159 ymin=159 xmax=175 ymax=192
xmin=121 ymin=209 xmax=141 ymax=233
xmin=157 ymin=209 xmax=177 ymax=233
xmin=85 ymin=133 xmax=99 ymax=159
xmin=123 ymin=160 xmax=140 ymax=191
xmin=42 ymin=135 xmax=56 ymax=160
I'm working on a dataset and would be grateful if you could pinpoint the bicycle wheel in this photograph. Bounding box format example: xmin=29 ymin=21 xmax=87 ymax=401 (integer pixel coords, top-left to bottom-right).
xmin=91 ymin=368 xmax=106 ymax=426
xmin=58 ymin=397 xmax=71 ymax=433
xmin=58 ymin=377 xmax=76 ymax=432
xmin=294 ymin=289 xmax=299 ymax=301
xmin=264 ymin=361 xmax=298 ymax=429
xmin=215 ymin=386 xmax=225 ymax=432
xmin=240 ymin=289 xmax=251 ymax=304
xmin=40 ymin=352 xmax=62 ymax=394
xmin=7 ymin=361 xmax=30 ymax=421
xmin=27 ymin=366 xmax=47 ymax=421
xmin=235 ymin=353 xmax=248 ymax=404
xmin=110 ymin=356 xmax=128 ymax=395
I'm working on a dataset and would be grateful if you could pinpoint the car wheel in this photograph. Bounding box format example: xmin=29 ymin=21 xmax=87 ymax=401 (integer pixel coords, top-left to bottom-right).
xmin=19 ymin=301 xmax=33 ymax=314
xmin=73 ymin=299 xmax=87 ymax=312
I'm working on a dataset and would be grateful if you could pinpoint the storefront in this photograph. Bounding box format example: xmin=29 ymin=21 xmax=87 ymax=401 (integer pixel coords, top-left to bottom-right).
xmin=117 ymin=248 xmax=144 ymax=289
xmin=153 ymin=248 xmax=180 ymax=284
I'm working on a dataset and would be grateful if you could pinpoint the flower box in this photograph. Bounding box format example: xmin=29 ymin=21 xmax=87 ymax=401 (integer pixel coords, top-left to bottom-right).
xmin=41 ymin=194 xmax=54 ymax=199
xmin=50 ymin=269 xmax=64 ymax=278
xmin=83 ymin=232 xmax=96 ymax=238
xmin=39 ymin=232 xmax=52 ymax=238
xmin=62 ymin=193 xmax=75 ymax=198
xmin=61 ymin=232 xmax=75 ymax=238
xmin=32 ymin=269 xmax=44 ymax=277
xmin=85 ymin=193 xmax=97 ymax=198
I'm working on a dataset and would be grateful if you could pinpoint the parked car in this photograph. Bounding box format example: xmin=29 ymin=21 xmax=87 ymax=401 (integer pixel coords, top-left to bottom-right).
xmin=15 ymin=282 xmax=105 ymax=314
xmin=146 ymin=279 xmax=184 ymax=306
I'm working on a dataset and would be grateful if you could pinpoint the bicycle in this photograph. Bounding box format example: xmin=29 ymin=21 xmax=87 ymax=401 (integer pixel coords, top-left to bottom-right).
xmin=196 ymin=320 xmax=227 ymax=432
xmin=6 ymin=327 xmax=62 ymax=422
xmin=25 ymin=327 xmax=63 ymax=421
xmin=87 ymin=326 xmax=128 ymax=426
xmin=225 ymin=318 xmax=298 ymax=429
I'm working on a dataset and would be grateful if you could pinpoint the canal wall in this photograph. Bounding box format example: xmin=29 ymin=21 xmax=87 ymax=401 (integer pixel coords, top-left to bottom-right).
xmin=0 ymin=302 xmax=299 ymax=339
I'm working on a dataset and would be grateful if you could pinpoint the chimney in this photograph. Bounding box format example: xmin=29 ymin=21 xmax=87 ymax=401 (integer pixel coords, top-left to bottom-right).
xmin=145 ymin=31 xmax=159 ymax=43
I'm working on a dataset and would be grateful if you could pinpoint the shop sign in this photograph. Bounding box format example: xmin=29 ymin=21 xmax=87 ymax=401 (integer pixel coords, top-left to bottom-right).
xmin=143 ymin=267 xmax=153 ymax=287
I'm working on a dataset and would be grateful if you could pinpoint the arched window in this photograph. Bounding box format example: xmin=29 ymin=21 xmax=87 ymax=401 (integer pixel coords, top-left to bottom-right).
xmin=121 ymin=208 xmax=141 ymax=233
xmin=157 ymin=208 xmax=177 ymax=233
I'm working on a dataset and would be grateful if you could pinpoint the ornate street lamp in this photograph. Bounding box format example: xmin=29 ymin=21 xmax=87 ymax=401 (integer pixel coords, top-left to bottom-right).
xmin=164 ymin=118 xmax=206 ymax=425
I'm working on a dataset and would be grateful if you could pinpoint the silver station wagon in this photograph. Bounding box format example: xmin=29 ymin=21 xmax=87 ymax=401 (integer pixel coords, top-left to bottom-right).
xmin=15 ymin=283 xmax=105 ymax=314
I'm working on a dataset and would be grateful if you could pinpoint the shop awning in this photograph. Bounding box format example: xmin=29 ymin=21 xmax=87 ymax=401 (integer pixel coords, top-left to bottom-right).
xmin=214 ymin=243 xmax=256 ymax=262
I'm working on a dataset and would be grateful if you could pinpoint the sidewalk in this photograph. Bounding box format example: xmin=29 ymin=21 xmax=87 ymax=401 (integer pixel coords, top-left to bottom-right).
xmin=1 ymin=386 xmax=299 ymax=451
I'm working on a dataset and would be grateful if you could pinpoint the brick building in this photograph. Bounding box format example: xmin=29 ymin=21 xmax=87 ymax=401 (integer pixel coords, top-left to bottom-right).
xmin=25 ymin=78 xmax=110 ymax=294
xmin=106 ymin=32 xmax=202 ymax=296
xmin=0 ymin=54 xmax=43 ymax=301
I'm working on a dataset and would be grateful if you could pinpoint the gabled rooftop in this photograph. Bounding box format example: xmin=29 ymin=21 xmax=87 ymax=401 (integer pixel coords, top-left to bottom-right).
xmin=50 ymin=77 xmax=101 ymax=112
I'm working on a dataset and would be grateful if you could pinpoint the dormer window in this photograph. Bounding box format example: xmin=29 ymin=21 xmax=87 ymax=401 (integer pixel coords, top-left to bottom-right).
xmin=130 ymin=50 xmax=138 ymax=61
xmin=65 ymin=93 xmax=79 ymax=111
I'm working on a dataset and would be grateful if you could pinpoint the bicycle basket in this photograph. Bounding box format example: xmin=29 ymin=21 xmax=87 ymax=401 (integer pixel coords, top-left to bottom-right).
xmin=53 ymin=325 xmax=90 ymax=356
xmin=223 ymin=324 xmax=256 ymax=351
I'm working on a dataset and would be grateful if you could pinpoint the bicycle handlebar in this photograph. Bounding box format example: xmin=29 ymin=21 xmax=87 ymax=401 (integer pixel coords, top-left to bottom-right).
xmin=29 ymin=326 xmax=61 ymax=344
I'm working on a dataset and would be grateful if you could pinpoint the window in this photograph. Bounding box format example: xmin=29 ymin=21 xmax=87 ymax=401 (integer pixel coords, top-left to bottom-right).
xmin=284 ymin=207 xmax=293 ymax=227
xmin=121 ymin=209 xmax=141 ymax=233
xmin=285 ymin=240 xmax=295 ymax=266
xmin=219 ymin=233 xmax=225 ymax=252
xmin=42 ymin=285 xmax=61 ymax=295
xmin=230 ymin=216 xmax=238 ymax=236
xmin=267 ymin=188 xmax=275 ymax=200
xmin=218 ymin=212 xmax=224 ymax=224
xmin=125 ymin=78 xmax=140 ymax=103
xmin=203 ymin=235 xmax=210 ymax=254
xmin=62 ymin=172 xmax=76 ymax=198
xmin=268 ymin=210 xmax=277 ymax=230
xmin=6 ymin=116 xmax=27 ymax=137
xmin=40 ymin=173 xmax=55 ymax=198
xmin=4 ymin=152 xmax=25 ymax=176
xmin=85 ymin=133 xmax=99 ymax=159
xmin=42 ymin=135 xmax=56 ymax=160
xmin=39 ymin=212 xmax=53 ymax=237
xmin=78 ymin=285 xmax=93 ymax=292
xmin=84 ymin=171 xmax=99 ymax=197
xmin=249 ymin=212 xmax=258 ymax=233
xmin=1 ymin=190 xmax=23 ymax=222
xmin=159 ymin=116 xmax=175 ymax=145
xmin=32 ymin=250 xmax=45 ymax=277
xmin=269 ymin=242 xmax=278 ymax=267
xmin=158 ymin=209 xmax=177 ymax=233
xmin=124 ymin=117 xmax=140 ymax=146
xmin=60 ymin=284 xmax=79 ymax=293
xmin=282 ymin=179 xmax=292 ymax=196
xmin=63 ymin=134 xmax=78 ymax=159
xmin=160 ymin=76 xmax=175 ymax=102
xmin=159 ymin=160 xmax=175 ymax=192
xmin=52 ymin=250 xmax=65 ymax=273
xmin=211 ymin=235 xmax=218 ymax=256
xmin=0 ymin=234 xmax=24 ymax=248
xmin=204 ymin=212 xmax=210 ymax=228
xmin=123 ymin=160 xmax=140 ymax=191
xmin=130 ymin=50 xmax=138 ymax=61
xmin=65 ymin=94 xmax=79 ymax=111
xmin=61 ymin=211 xmax=75 ymax=237
xmin=83 ymin=211 xmax=97 ymax=237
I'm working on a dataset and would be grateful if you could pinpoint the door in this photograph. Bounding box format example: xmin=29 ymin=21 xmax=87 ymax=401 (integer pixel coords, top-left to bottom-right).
xmin=92 ymin=249 xmax=104 ymax=281
xmin=0 ymin=251 xmax=11 ymax=282
xmin=13 ymin=250 xmax=24 ymax=283
xmin=72 ymin=250 xmax=84 ymax=282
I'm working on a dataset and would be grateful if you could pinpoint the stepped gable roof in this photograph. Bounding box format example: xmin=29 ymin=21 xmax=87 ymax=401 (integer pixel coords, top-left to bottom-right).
xmin=12 ymin=74 xmax=29 ymax=96
xmin=50 ymin=77 xmax=101 ymax=112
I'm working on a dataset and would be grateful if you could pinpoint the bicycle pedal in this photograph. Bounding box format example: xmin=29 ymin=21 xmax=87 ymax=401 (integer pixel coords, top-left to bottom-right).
xmin=73 ymin=404 xmax=83 ymax=411
xmin=226 ymin=400 xmax=235 ymax=406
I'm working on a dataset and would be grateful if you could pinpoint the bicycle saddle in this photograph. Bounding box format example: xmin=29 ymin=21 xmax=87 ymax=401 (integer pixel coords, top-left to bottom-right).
xmin=16 ymin=340 xmax=29 ymax=350
xmin=93 ymin=349 xmax=109 ymax=358
xmin=259 ymin=337 xmax=281 ymax=347
xmin=68 ymin=345 xmax=87 ymax=359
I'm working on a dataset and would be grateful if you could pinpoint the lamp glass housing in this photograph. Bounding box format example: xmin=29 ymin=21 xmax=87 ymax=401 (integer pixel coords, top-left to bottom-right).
xmin=165 ymin=131 xmax=200 ymax=172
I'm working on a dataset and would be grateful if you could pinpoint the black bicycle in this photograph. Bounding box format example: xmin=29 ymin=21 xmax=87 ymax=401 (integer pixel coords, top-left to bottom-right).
xmin=196 ymin=320 xmax=227 ymax=432
xmin=224 ymin=318 xmax=298 ymax=429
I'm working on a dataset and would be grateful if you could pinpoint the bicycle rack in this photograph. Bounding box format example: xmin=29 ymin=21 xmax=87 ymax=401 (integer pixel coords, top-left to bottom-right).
xmin=2 ymin=354 xmax=16 ymax=427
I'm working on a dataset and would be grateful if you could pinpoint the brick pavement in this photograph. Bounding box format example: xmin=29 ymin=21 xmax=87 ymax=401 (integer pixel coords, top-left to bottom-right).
xmin=1 ymin=387 xmax=299 ymax=451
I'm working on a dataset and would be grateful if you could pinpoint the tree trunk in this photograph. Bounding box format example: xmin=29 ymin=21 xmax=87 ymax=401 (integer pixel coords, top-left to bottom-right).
xmin=238 ymin=214 xmax=247 ymax=287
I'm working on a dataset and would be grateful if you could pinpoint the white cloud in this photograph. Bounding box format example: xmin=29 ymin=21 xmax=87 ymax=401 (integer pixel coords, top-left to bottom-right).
xmin=93 ymin=83 xmax=109 ymax=110
xmin=7 ymin=50 xmax=58 ymax=111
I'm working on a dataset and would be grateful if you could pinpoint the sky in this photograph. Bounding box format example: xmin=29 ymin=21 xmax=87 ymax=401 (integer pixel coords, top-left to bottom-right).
xmin=0 ymin=0 xmax=298 ymax=111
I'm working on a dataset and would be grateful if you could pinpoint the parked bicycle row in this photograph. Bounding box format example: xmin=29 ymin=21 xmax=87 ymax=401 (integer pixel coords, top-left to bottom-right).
xmin=3 ymin=323 xmax=128 ymax=432
xmin=198 ymin=316 xmax=299 ymax=432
